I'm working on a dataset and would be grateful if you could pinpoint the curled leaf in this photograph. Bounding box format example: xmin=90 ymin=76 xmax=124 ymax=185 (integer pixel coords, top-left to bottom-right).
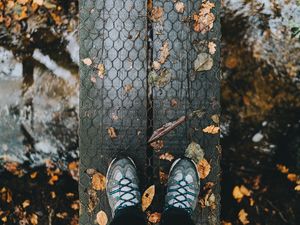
xmin=142 ymin=185 xmax=155 ymax=211
xmin=184 ymin=142 xmax=204 ymax=163
xmin=92 ymin=172 xmax=106 ymax=191
xmin=238 ymin=209 xmax=250 ymax=225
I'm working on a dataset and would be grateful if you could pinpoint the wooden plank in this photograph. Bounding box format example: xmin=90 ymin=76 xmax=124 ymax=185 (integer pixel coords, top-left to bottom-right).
xmin=79 ymin=0 xmax=148 ymax=224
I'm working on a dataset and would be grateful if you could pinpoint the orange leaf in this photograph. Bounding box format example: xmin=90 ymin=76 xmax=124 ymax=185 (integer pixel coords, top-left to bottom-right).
xmin=202 ymin=125 xmax=220 ymax=134
xmin=238 ymin=209 xmax=250 ymax=224
xmin=159 ymin=153 xmax=174 ymax=162
xmin=148 ymin=212 xmax=161 ymax=223
xmin=150 ymin=7 xmax=163 ymax=21
xmin=91 ymin=172 xmax=106 ymax=191
xmin=96 ymin=211 xmax=108 ymax=225
xmin=142 ymin=185 xmax=155 ymax=211
xmin=287 ymin=173 xmax=297 ymax=182
xmin=197 ymin=159 xmax=211 ymax=179
xmin=107 ymin=127 xmax=117 ymax=138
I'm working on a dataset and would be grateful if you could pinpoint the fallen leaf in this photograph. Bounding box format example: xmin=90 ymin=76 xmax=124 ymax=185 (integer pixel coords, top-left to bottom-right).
xmin=175 ymin=2 xmax=185 ymax=13
xmin=148 ymin=212 xmax=161 ymax=223
xmin=108 ymin=127 xmax=117 ymax=138
xmin=221 ymin=221 xmax=232 ymax=225
xmin=68 ymin=161 xmax=79 ymax=181
xmin=92 ymin=172 xmax=106 ymax=191
xmin=194 ymin=53 xmax=213 ymax=71
xmin=276 ymin=164 xmax=289 ymax=174
xmin=30 ymin=213 xmax=38 ymax=225
xmin=51 ymin=191 xmax=56 ymax=199
xmin=88 ymin=188 xmax=99 ymax=213
xmin=152 ymin=61 xmax=161 ymax=70
xmin=225 ymin=55 xmax=238 ymax=69
xmin=30 ymin=171 xmax=38 ymax=179
xmin=238 ymin=209 xmax=250 ymax=224
xmin=249 ymin=198 xmax=255 ymax=206
xmin=287 ymin=173 xmax=297 ymax=182
xmin=211 ymin=114 xmax=219 ymax=124
xmin=150 ymin=7 xmax=163 ymax=21
xmin=91 ymin=76 xmax=97 ymax=83
xmin=197 ymin=158 xmax=211 ymax=179
xmin=295 ymin=185 xmax=300 ymax=191
xmin=202 ymin=125 xmax=220 ymax=134
xmin=208 ymin=42 xmax=216 ymax=54
xmin=142 ymin=185 xmax=155 ymax=211
xmin=98 ymin=64 xmax=105 ymax=79
xmin=82 ymin=58 xmax=92 ymax=66
xmin=22 ymin=200 xmax=30 ymax=208
xmin=124 ymin=84 xmax=133 ymax=93
xmin=150 ymin=140 xmax=164 ymax=151
xmin=71 ymin=200 xmax=80 ymax=210
xmin=193 ymin=1 xmax=215 ymax=33
xmin=158 ymin=41 xmax=170 ymax=64
xmin=232 ymin=185 xmax=251 ymax=202
xmin=159 ymin=171 xmax=168 ymax=185
xmin=96 ymin=211 xmax=108 ymax=225
xmin=159 ymin=153 xmax=174 ymax=161
xmin=184 ymin=142 xmax=204 ymax=163
xmin=170 ymin=99 xmax=178 ymax=107
xmin=156 ymin=69 xmax=172 ymax=87
xmin=33 ymin=0 xmax=43 ymax=6
xmin=240 ymin=185 xmax=251 ymax=197
xmin=56 ymin=212 xmax=68 ymax=219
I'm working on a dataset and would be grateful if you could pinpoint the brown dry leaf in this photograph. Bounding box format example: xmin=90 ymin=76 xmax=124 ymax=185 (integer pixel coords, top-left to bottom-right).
xmin=211 ymin=114 xmax=219 ymax=124
xmin=276 ymin=164 xmax=289 ymax=174
xmin=202 ymin=125 xmax=220 ymax=134
xmin=238 ymin=209 xmax=250 ymax=224
xmin=71 ymin=200 xmax=80 ymax=210
xmin=13 ymin=6 xmax=28 ymax=21
xmin=150 ymin=7 xmax=163 ymax=21
xmin=232 ymin=185 xmax=251 ymax=202
xmin=1 ymin=217 xmax=7 ymax=223
xmin=90 ymin=76 xmax=97 ymax=83
xmin=82 ymin=58 xmax=92 ymax=66
xmin=221 ymin=221 xmax=232 ymax=225
xmin=22 ymin=200 xmax=30 ymax=208
xmin=194 ymin=53 xmax=213 ymax=71
xmin=50 ymin=191 xmax=56 ymax=199
xmin=124 ymin=84 xmax=133 ymax=93
xmin=30 ymin=213 xmax=38 ymax=225
xmin=4 ymin=161 xmax=23 ymax=176
xmin=197 ymin=158 xmax=211 ymax=179
xmin=17 ymin=0 xmax=29 ymax=5
xmin=98 ymin=64 xmax=105 ymax=79
xmin=158 ymin=41 xmax=170 ymax=64
xmin=49 ymin=175 xmax=59 ymax=185
xmin=208 ymin=42 xmax=216 ymax=54
xmin=170 ymin=99 xmax=178 ymax=107
xmin=287 ymin=173 xmax=297 ymax=182
xmin=175 ymin=2 xmax=185 ymax=13
xmin=108 ymin=127 xmax=117 ymax=138
xmin=152 ymin=61 xmax=161 ymax=70
xmin=30 ymin=171 xmax=38 ymax=179
xmin=91 ymin=172 xmax=106 ymax=191
xmin=33 ymin=0 xmax=43 ymax=6
xmin=148 ymin=212 xmax=161 ymax=223
xmin=159 ymin=171 xmax=168 ymax=185
xmin=68 ymin=161 xmax=79 ymax=181
xmin=150 ymin=140 xmax=164 ymax=151
xmin=159 ymin=153 xmax=174 ymax=161
xmin=193 ymin=1 xmax=215 ymax=34
xmin=249 ymin=198 xmax=255 ymax=206
xmin=96 ymin=211 xmax=108 ymax=225
xmin=50 ymin=12 xmax=62 ymax=25
xmin=142 ymin=185 xmax=155 ymax=211
xmin=295 ymin=185 xmax=300 ymax=191
xmin=56 ymin=212 xmax=68 ymax=219
xmin=184 ymin=142 xmax=204 ymax=163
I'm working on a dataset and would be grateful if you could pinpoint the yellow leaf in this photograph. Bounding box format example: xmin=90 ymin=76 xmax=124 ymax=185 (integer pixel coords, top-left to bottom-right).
xmin=295 ymin=185 xmax=300 ymax=191
xmin=211 ymin=114 xmax=219 ymax=123
xmin=82 ymin=58 xmax=92 ymax=66
xmin=158 ymin=41 xmax=170 ymax=64
xmin=232 ymin=186 xmax=244 ymax=202
xmin=238 ymin=209 xmax=250 ymax=224
xmin=142 ymin=185 xmax=155 ymax=211
xmin=159 ymin=153 xmax=174 ymax=161
xmin=276 ymin=164 xmax=289 ymax=174
xmin=91 ymin=172 xmax=106 ymax=191
xmin=197 ymin=158 xmax=211 ymax=179
xmin=287 ymin=173 xmax=297 ymax=182
xmin=148 ymin=212 xmax=161 ymax=223
xmin=150 ymin=7 xmax=163 ymax=21
xmin=30 ymin=213 xmax=38 ymax=225
xmin=96 ymin=211 xmax=108 ymax=225
xmin=240 ymin=185 xmax=251 ymax=197
xmin=22 ymin=200 xmax=30 ymax=208
xmin=202 ymin=125 xmax=220 ymax=134
xmin=98 ymin=64 xmax=105 ymax=79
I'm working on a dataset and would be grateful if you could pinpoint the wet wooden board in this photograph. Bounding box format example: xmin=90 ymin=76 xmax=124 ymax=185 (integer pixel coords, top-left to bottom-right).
xmin=79 ymin=0 xmax=220 ymax=224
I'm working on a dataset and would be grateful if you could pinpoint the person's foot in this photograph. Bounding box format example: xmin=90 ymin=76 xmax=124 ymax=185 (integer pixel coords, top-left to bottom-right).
xmin=164 ymin=158 xmax=200 ymax=214
xmin=106 ymin=157 xmax=141 ymax=216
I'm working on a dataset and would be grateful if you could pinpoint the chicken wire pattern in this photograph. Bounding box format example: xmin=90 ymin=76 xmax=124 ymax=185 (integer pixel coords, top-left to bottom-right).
xmin=79 ymin=0 xmax=220 ymax=224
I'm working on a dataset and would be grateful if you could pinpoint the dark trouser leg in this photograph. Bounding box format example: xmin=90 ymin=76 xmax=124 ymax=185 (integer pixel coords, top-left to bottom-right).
xmin=161 ymin=207 xmax=195 ymax=225
xmin=110 ymin=206 xmax=147 ymax=225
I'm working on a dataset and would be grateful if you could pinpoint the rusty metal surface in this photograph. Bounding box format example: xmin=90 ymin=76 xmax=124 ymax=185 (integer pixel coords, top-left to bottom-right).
xmin=79 ymin=0 xmax=220 ymax=224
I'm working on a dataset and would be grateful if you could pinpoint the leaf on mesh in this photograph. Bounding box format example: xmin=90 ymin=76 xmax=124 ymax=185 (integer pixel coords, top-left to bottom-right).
xmin=194 ymin=53 xmax=213 ymax=71
xmin=142 ymin=185 xmax=155 ymax=211
xmin=193 ymin=1 xmax=215 ymax=33
xmin=184 ymin=142 xmax=204 ymax=164
xmin=158 ymin=41 xmax=170 ymax=64
xmin=82 ymin=58 xmax=92 ymax=66
xmin=97 ymin=64 xmax=105 ymax=79
xmin=96 ymin=211 xmax=108 ymax=225
xmin=211 ymin=114 xmax=219 ymax=124
xmin=175 ymin=2 xmax=185 ymax=13
xmin=124 ymin=84 xmax=133 ymax=93
xmin=91 ymin=172 xmax=106 ymax=191
xmin=202 ymin=125 xmax=220 ymax=134
xmin=208 ymin=41 xmax=216 ymax=54
xmin=150 ymin=140 xmax=164 ymax=151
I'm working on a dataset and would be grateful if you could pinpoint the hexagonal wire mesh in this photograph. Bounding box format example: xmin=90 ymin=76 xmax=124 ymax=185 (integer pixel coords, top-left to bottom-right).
xmin=79 ymin=0 xmax=220 ymax=224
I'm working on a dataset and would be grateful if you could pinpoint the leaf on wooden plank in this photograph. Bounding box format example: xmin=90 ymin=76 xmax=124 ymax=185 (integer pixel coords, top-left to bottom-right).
xmin=211 ymin=114 xmax=219 ymax=124
xmin=148 ymin=212 xmax=161 ymax=223
xmin=159 ymin=153 xmax=174 ymax=161
xmin=98 ymin=64 xmax=105 ymax=79
xmin=175 ymin=2 xmax=185 ymax=13
xmin=197 ymin=158 xmax=211 ymax=179
xmin=142 ymin=185 xmax=155 ymax=211
xmin=202 ymin=125 xmax=220 ymax=134
xmin=208 ymin=41 xmax=216 ymax=54
xmin=194 ymin=53 xmax=213 ymax=71
xmin=150 ymin=7 xmax=163 ymax=21
xmin=158 ymin=41 xmax=170 ymax=64
xmin=238 ymin=209 xmax=250 ymax=225
xmin=92 ymin=172 xmax=106 ymax=191
xmin=82 ymin=58 xmax=92 ymax=66
xmin=96 ymin=211 xmax=108 ymax=225
xmin=108 ymin=127 xmax=117 ymax=138
xmin=184 ymin=142 xmax=204 ymax=164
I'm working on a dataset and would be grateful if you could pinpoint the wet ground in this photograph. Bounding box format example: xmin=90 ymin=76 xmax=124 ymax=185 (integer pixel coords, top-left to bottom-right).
xmin=0 ymin=0 xmax=299 ymax=224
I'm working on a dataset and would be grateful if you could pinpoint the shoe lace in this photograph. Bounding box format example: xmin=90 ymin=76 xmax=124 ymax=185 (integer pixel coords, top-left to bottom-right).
xmin=168 ymin=179 xmax=197 ymax=214
xmin=109 ymin=176 xmax=139 ymax=211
